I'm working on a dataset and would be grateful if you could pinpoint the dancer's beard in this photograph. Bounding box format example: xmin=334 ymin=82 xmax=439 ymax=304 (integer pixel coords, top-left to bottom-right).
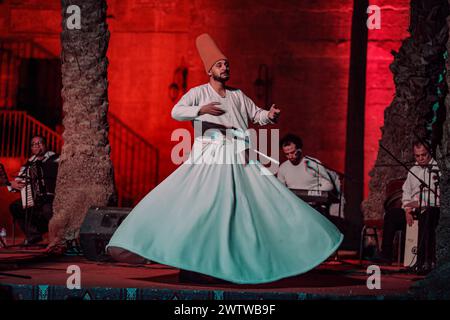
xmin=212 ymin=72 xmax=230 ymax=83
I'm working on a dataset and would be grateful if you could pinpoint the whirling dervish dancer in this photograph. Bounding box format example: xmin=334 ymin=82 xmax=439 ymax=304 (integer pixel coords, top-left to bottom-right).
xmin=107 ymin=34 xmax=343 ymax=284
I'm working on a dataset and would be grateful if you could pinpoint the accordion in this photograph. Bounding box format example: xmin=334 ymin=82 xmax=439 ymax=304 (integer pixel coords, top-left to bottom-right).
xmin=21 ymin=185 xmax=34 ymax=208
xmin=20 ymin=161 xmax=46 ymax=209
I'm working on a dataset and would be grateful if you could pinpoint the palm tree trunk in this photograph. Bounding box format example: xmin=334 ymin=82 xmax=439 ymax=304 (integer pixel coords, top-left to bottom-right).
xmin=48 ymin=0 xmax=116 ymax=249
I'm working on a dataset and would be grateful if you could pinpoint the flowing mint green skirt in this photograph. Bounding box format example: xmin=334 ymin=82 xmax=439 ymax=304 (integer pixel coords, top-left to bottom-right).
xmin=107 ymin=133 xmax=343 ymax=284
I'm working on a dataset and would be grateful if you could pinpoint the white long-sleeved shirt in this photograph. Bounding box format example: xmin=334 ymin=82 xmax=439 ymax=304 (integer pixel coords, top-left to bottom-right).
xmin=7 ymin=151 xmax=59 ymax=192
xmin=402 ymin=159 xmax=440 ymax=208
xmin=277 ymin=156 xmax=335 ymax=191
xmin=171 ymin=83 xmax=272 ymax=129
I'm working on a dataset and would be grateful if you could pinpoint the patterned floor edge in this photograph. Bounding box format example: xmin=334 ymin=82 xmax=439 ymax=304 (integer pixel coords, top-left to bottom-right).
xmin=0 ymin=283 xmax=411 ymax=301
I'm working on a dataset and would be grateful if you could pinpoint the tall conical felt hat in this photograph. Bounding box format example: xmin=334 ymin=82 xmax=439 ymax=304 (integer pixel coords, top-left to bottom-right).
xmin=195 ymin=33 xmax=227 ymax=73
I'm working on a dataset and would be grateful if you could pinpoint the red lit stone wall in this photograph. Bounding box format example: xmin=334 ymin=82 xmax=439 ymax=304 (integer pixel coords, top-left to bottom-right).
xmin=365 ymin=0 xmax=410 ymax=197
xmin=105 ymin=0 xmax=354 ymax=181
xmin=0 ymin=0 xmax=410 ymax=227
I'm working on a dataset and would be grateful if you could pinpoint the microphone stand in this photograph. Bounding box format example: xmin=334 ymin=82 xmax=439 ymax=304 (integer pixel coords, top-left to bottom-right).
xmin=304 ymin=156 xmax=345 ymax=219
xmin=434 ymin=176 xmax=439 ymax=205
xmin=379 ymin=144 xmax=438 ymax=199
xmin=304 ymin=156 xmax=346 ymax=180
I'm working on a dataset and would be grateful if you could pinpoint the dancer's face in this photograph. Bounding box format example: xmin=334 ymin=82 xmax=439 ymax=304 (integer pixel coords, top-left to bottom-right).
xmin=209 ymin=59 xmax=230 ymax=82
xmin=283 ymin=143 xmax=302 ymax=165
xmin=413 ymin=145 xmax=431 ymax=167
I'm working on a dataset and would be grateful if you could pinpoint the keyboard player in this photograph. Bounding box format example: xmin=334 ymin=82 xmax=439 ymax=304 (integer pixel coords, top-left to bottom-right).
xmin=277 ymin=134 xmax=339 ymax=216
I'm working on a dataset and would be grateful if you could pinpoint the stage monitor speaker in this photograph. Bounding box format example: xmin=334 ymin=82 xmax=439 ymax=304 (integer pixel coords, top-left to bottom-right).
xmin=79 ymin=206 xmax=132 ymax=261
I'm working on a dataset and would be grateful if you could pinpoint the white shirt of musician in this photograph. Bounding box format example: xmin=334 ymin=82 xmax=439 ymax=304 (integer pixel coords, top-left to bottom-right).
xmin=402 ymin=159 xmax=440 ymax=208
xmin=277 ymin=156 xmax=335 ymax=191
xmin=7 ymin=151 xmax=58 ymax=193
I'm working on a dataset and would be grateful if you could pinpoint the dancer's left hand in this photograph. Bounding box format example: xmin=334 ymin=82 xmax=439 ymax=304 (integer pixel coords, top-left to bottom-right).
xmin=268 ymin=104 xmax=281 ymax=122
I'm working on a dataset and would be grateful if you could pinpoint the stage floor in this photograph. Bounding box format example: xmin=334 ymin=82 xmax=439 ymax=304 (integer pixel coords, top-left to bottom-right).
xmin=0 ymin=246 xmax=423 ymax=300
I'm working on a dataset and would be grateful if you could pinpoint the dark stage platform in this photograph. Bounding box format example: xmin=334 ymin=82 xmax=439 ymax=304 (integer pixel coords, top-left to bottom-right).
xmin=0 ymin=244 xmax=423 ymax=301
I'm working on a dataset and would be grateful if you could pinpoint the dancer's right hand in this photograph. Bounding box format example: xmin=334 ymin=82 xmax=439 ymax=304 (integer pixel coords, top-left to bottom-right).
xmin=199 ymin=102 xmax=226 ymax=116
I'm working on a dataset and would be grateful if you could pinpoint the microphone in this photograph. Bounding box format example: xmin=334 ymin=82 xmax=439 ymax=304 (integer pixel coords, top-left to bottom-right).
xmin=305 ymin=158 xmax=336 ymax=184
xmin=305 ymin=159 xmax=321 ymax=177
